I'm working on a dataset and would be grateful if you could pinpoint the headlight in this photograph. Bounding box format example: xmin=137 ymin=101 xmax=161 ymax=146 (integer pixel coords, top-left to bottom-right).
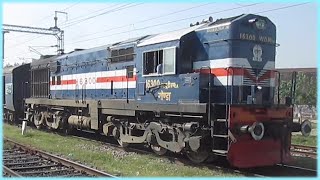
xmin=301 ymin=120 xmax=312 ymax=137
xmin=248 ymin=122 xmax=265 ymax=141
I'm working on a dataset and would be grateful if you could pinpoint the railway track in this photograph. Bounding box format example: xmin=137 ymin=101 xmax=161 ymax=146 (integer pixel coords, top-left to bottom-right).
xmin=5 ymin=124 xmax=317 ymax=177
xmin=71 ymin=132 xmax=265 ymax=177
xmin=3 ymin=138 xmax=115 ymax=177
xmin=58 ymin=130 xmax=318 ymax=177
xmin=291 ymin=144 xmax=317 ymax=159
xmin=69 ymin=130 xmax=318 ymax=177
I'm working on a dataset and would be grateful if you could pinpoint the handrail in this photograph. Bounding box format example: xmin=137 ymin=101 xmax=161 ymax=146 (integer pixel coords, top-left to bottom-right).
xmin=225 ymin=68 xmax=229 ymax=119
xmin=200 ymin=66 xmax=212 ymax=131
xmin=229 ymin=68 xmax=234 ymax=104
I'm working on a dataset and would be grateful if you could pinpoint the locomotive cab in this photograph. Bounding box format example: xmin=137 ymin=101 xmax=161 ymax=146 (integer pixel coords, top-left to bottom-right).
xmin=191 ymin=14 xmax=311 ymax=167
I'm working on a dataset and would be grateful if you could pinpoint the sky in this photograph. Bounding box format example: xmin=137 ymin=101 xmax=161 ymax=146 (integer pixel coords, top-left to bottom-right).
xmin=2 ymin=1 xmax=318 ymax=68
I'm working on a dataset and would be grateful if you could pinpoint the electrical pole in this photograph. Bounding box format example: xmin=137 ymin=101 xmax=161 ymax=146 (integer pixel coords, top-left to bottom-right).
xmin=3 ymin=24 xmax=64 ymax=55
xmin=2 ymin=31 xmax=9 ymax=62
xmin=2 ymin=11 xmax=67 ymax=58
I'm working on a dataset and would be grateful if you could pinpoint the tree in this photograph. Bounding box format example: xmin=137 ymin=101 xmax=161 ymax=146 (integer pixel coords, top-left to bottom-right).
xmin=279 ymin=72 xmax=317 ymax=106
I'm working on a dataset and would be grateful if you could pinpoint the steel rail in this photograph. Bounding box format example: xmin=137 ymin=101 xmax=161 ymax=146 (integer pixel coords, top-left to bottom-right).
xmin=291 ymin=144 xmax=317 ymax=159
xmin=3 ymin=165 xmax=22 ymax=177
xmin=4 ymin=137 xmax=115 ymax=177
xmin=4 ymin=124 xmax=316 ymax=177
xmin=292 ymin=144 xmax=317 ymax=150
xmin=277 ymin=164 xmax=317 ymax=173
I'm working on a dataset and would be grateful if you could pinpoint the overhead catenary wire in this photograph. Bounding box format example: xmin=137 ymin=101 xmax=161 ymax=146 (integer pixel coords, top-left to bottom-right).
xmin=6 ymin=2 xmax=80 ymax=49
xmin=254 ymin=2 xmax=310 ymax=14
xmin=8 ymin=2 xmax=80 ymax=40
xmin=5 ymin=2 xmax=216 ymax=60
xmin=70 ymin=2 xmax=217 ymax=41
xmin=62 ymin=3 xmax=144 ymax=28
xmin=39 ymin=1 xmax=80 ymax=23
xmin=6 ymin=2 xmax=312 ymax=61
xmin=66 ymin=2 xmax=311 ymax=46
xmin=58 ymin=3 xmax=119 ymax=26
xmin=6 ymin=2 xmax=144 ymax=49
xmin=67 ymin=3 xmax=262 ymax=45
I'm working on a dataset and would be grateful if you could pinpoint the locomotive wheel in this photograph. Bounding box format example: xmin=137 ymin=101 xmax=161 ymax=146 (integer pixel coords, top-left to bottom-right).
xmin=186 ymin=147 xmax=210 ymax=163
xmin=151 ymin=144 xmax=167 ymax=156
xmin=113 ymin=127 xmax=129 ymax=148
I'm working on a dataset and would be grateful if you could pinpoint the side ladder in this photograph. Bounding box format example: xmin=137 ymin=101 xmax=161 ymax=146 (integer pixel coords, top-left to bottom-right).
xmin=211 ymin=67 xmax=236 ymax=156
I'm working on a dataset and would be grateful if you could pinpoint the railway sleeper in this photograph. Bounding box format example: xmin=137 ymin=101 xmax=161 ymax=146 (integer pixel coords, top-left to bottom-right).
xmin=3 ymin=154 xmax=34 ymax=159
xmin=18 ymin=168 xmax=76 ymax=176
xmin=10 ymin=164 xmax=58 ymax=171
xmin=5 ymin=160 xmax=44 ymax=166
xmin=4 ymin=158 xmax=42 ymax=164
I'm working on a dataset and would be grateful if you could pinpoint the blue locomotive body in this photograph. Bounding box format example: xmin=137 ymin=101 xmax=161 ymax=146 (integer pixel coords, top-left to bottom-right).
xmin=47 ymin=14 xmax=276 ymax=107
xmin=18 ymin=14 xmax=308 ymax=168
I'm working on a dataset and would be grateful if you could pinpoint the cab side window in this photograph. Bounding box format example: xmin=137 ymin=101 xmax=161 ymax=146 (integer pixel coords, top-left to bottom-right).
xmin=143 ymin=47 xmax=175 ymax=76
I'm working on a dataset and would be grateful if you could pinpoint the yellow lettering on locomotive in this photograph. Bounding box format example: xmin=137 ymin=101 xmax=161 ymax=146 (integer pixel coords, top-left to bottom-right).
xmin=146 ymin=79 xmax=179 ymax=89
xmin=164 ymin=81 xmax=179 ymax=89
xmin=157 ymin=91 xmax=172 ymax=101
xmin=146 ymin=79 xmax=161 ymax=89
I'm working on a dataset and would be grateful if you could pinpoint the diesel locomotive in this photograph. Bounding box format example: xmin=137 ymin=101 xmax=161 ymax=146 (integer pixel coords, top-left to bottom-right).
xmin=3 ymin=14 xmax=312 ymax=168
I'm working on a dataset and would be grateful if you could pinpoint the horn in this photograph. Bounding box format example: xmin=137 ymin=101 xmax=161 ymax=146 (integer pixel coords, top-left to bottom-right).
xmin=201 ymin=16 xmax=214 ymax=24
xmin=208 ymin=16 xmax=213 ymax=22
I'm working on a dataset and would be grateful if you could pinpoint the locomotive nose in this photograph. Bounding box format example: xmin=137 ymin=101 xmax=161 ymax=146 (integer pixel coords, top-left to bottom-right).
xmin=248 ymin=122 xmax=265 ymax=141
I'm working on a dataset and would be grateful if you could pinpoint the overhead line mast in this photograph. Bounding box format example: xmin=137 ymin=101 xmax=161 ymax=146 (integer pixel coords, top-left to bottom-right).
xmin=3 ymin=11 xmax=67 ymax=56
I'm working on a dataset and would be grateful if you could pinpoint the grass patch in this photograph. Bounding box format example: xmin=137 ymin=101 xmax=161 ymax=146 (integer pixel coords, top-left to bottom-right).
xmin=291 ymin=135 xmax=317 ymax=146
xmin=3 ymin=124 xmax=241 ymax=177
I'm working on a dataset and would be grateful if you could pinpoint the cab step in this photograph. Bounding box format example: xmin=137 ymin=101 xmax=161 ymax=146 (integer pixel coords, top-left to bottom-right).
xmin=212 ymin=134 xmax=228 ymax=138
xmin=216 ymin=119 xmax=227 ymax=122
xmin=212 ymin=149 xmax=228 ymax=155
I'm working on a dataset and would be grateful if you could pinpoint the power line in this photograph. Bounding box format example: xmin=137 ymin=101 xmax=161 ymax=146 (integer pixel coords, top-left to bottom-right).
xmin=33 ymin=2 xmax=80 ymax=25
xmin=7 ymin=2 xmax=312 ymax=59
xmin=6 ymin=2 xmax=80 ymax=48
xmin=7 ymin=34 xmax=44 ymax=49
xmin=6 ymin=3 xmax=144 ymax=49
xmin=62 ymin=3 xmax=144 ymax=28
xmin=68 ymin=3 xmax=262 ymax=45
xmin=70 ymin=2 xmax=217 ymax=41
xmin=59 ymin=3 xmax=119 ymax=26
xmin=255 ymin=2 xmax=311 ymax=14
xmin=67 ymin=2 xmax=310 ymax=46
